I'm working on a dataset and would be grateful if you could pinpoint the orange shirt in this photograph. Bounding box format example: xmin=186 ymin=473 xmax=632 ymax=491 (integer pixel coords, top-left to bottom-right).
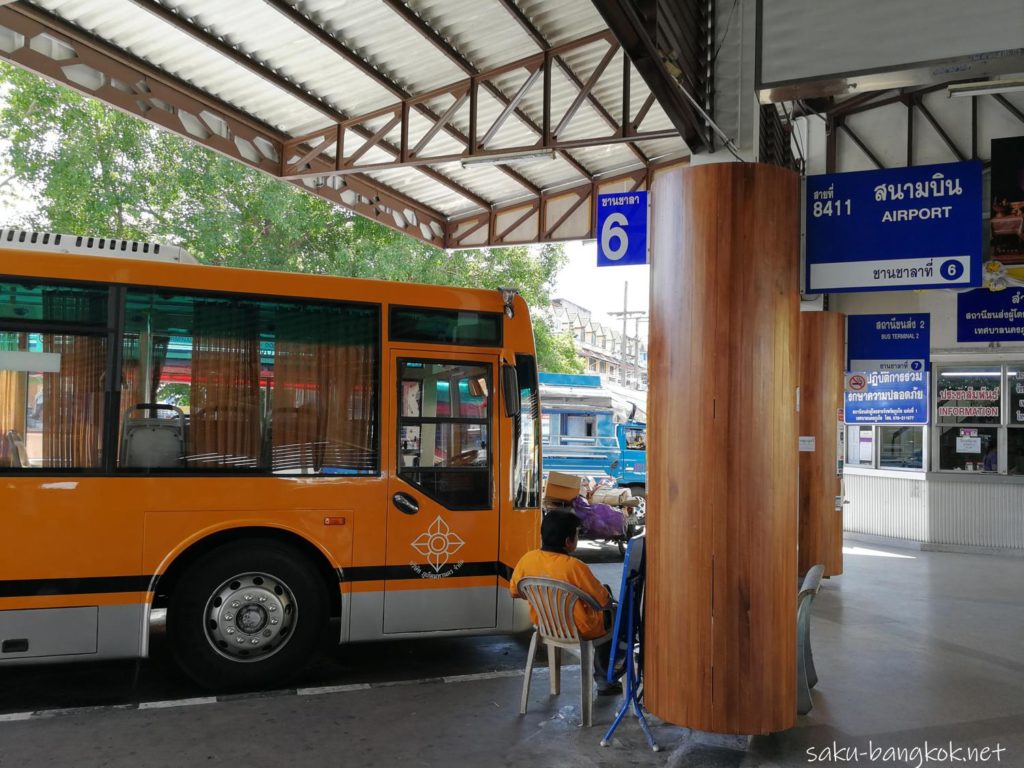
xmin=509 ymin=549 xmax=609 ymax=640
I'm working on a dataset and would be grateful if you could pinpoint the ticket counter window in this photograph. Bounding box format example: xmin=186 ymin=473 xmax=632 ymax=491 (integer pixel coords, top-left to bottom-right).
xmin=846 ymin=426 xmax=874 ymax=467
xmin=1009 ymin=369 xmax=1024 ymax=475
xmin=938 ymin=426 xmax=998 ymax=472
xmin=935 ymin=367 xmax=1001 ymax=426
xmin=1007 ymin=429 xmax=1024 ymax=475
xmin=879 ymin=426 xmax=924 ymax=469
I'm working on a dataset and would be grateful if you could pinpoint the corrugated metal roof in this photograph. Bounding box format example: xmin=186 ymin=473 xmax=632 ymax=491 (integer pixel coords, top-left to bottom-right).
xmin=14 ymin=0 xmax=689 ymax=232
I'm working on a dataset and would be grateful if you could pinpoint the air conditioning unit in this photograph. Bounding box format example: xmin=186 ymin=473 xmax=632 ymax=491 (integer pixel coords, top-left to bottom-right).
xmin=0 ymin=228 xmax=198 ymax=263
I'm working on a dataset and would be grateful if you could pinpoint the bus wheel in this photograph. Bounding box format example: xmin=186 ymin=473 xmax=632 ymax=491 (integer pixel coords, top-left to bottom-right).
xmin=168 ymin=540 xmax=327 ymax=690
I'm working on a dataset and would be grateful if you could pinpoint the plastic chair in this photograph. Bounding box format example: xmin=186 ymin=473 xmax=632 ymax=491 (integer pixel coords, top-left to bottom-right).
xmin=517 ymin=576 xmax=612 ymax=727
xmin=797 ymin=563 xmax=824 ymax=715
xmin=4 ymin=429 xmax=30 ymax=468
xmin=121 ymin=403 xmax=186 ymax=469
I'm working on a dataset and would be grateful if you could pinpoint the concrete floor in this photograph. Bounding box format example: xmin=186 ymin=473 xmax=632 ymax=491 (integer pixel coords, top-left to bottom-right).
xmin=1 ymin=540 xmax=1022 ymax=767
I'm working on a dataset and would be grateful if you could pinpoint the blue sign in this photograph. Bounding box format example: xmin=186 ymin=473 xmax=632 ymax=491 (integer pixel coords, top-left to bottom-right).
xmin=847 ymin=313 xmax=930 ymax=373
xmin=597 ymin=191 xmax=648 ymax=267
xmin=805 ymin=161 xmax=983 ymax=293
xmin=845 ymin=371 xmax=929 ymax=425
xmin=957 ymin=287 xmax=1024 ymax=342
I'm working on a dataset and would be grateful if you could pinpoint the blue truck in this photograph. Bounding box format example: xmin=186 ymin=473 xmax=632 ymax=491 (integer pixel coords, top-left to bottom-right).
xmin=538 ymin=372 xmax=647 ymax=497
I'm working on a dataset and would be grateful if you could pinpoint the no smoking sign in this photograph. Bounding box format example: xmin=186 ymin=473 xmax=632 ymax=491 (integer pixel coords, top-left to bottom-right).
xmin=846 ymin=373 xmax=867 ymax=392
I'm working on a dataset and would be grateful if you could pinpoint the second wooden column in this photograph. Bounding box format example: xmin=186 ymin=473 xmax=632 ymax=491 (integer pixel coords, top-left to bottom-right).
xmin=798 ymin=311 xmax=845 ymax=577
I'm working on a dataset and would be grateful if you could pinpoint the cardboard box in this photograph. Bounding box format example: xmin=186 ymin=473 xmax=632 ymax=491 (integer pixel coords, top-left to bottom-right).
xmin=544 ymin=471 xmax=583 ymax=502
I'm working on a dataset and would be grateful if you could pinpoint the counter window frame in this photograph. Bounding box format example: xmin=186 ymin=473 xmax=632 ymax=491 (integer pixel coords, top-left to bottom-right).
xmin=845 ymin=423 xmax=927 ymax=472
xmin=930 ymin=362 xmax=1024 ymax=476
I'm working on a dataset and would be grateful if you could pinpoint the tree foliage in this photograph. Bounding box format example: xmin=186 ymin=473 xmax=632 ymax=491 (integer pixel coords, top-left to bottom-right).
xmin=0 ymin=62 xmax=580 ymax=371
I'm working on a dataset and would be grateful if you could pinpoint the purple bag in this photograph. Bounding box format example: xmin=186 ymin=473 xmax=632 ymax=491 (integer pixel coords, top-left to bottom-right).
xmin=572 ymin=496 xmax=625 ymax=539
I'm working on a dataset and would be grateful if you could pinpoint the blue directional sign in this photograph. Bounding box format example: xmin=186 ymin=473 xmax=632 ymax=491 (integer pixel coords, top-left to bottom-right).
xmin=805 ymin=161 xmax=982 ymax=293
xmin=957 ymin=287 xmax=1024 ymax=342
xmin=847 ymin=313 xmax=930 ymax=373
xmin=597 ymin=191 xmax=648 ymax=267
xmin=845 ymin=371 xmax=928 ymax=425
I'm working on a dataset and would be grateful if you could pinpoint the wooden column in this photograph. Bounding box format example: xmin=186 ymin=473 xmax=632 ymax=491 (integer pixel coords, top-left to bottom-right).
xmin=646 ymin=163 xmax=799 ymax=735
xmin=798 ymin=311 xmax=845 ymax=577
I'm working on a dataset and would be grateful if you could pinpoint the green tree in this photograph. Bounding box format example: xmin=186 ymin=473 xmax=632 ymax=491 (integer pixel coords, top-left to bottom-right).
xmin=0 ymin=63 xmax=583 ymax=373
xmin=534 ymin=322 xmax=585 ymax=374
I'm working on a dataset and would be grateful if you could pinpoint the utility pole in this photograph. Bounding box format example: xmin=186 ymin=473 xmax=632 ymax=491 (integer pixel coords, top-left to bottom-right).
xmin=608 ymin=306 xmax=648 ymax=390
xmin=621 ymin=282 xmax=628 ymax=386
xmin=630 ymin=315 xmax=647 ymax=391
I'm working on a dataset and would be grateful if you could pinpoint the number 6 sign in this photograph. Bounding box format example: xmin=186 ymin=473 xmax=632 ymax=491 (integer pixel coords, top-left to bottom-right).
xmin=596 ymin=191 xmax=649 ymax=267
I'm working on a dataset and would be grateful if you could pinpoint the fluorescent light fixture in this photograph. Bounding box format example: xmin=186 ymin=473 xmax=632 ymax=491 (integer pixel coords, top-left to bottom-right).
xmin=460 ymin=149 xmax=556 ymax=168
xmin=947 ymin=79 xmax=1024 ymax=98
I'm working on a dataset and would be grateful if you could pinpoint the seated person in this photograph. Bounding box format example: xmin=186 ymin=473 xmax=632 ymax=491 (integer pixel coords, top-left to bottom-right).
xmin=510 ymin=510 xmax=621 ymax=695
xmin=983 ymin=445 xmax=998 ymax=472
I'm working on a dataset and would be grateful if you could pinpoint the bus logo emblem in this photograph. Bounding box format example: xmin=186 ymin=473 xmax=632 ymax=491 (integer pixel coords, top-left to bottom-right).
xmin=411 ymin=516 xmax=465 ymax=573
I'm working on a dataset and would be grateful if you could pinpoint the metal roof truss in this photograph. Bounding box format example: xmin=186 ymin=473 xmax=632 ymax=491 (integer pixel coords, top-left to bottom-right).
xmin=0 ymin=1 xmax=690 ymax=249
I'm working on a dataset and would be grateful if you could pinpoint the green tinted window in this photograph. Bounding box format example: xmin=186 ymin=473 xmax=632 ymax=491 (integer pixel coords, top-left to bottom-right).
xmin=390 ymin=307 xmax=502 ymax=346
xmin=121 ymin=289 xmax=379 ymax=474
xmin=0 ymin=280 xmax=109 ymax=471
xmin=0 ymin=281 xmax=108 ymax=326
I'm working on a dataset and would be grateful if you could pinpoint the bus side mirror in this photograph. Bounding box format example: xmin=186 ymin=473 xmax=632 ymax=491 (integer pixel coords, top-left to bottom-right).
xmin=502 ymin=364 xmax=521 ymax=418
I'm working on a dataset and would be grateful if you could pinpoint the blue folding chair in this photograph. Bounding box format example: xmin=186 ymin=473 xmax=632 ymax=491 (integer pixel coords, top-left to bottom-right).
xmin=600 ymin=533 xmax=658 ymax=751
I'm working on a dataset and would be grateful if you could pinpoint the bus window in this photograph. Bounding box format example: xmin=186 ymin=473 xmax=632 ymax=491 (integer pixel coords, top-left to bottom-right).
xmin=0 ymin=281 xmax=109 ymax=470
xmin=513 ymin=354 xmax=541 ymax=508
xmin=120 ymin=289 xmax=379 ymax=474
xmin=389 ymin=306 xmax=502 ymax=346
xmin=397 ymin=359 xmax=490 ymax=509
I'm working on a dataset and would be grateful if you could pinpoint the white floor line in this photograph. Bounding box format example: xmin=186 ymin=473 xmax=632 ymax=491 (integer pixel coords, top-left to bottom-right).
xmin=296 ymin=683 xmax=372 ymax=696
xmin=33 ymin=704 xmax=136 ymax=718
xmin=442 ymin=669 xmax=529 ymax=683
xmin=0 ymin=668 xmax=548 ymax=723
xmin=0 ymin=712 xmax=34 ymax=722
xmin=370 ymin=676 xmax=445 ymax=688
xmin=138 ymin=697 xmax=217 ymax=710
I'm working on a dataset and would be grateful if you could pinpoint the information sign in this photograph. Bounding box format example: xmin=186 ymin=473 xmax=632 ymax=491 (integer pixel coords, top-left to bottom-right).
xmin=957 ymin=287 xmax=1024 ymax=342
xmin=847 ymin=313 xmax=929 ymax=372
xmin=805 ymin=161 xmax=982 ymax=293
xmin=844 ymin=370 xmax=928 ymax=425
xmin=596 ymin=191 xmax=648 ymax=267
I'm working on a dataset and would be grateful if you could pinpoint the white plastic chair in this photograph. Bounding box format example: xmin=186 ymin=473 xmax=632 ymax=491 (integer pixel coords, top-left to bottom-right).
xmin=797 ymin=563 xmax=824 ymax=715
xmin=516 ymin=576 xmax=612 ymax=727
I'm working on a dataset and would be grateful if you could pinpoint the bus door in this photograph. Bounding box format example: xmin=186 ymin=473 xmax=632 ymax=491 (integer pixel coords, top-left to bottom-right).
xmin=384 ymin=351 xmax=500 ymax=633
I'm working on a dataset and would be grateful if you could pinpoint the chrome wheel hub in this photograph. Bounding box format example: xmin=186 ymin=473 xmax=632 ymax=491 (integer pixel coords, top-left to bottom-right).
xmin=204 ymin=572 xmax=296 ymax=662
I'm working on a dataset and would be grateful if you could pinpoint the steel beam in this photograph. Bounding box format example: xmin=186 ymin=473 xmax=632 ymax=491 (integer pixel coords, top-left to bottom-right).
xmin=125 ymin=0 xmax=490 ymax=212
xmin=993 ymin=94 xmax=1024 ymax=126
xmin=838 ymin=121 xmax=885 ymax=170
xmin=913 ymin=97 xmax=966 ymax=162
xmin=0 ymin=3 xmax=449 ymax=246
xmin=381 ymin=0 xmax=599 ymax=183
xmin=497 ymin=0 xmax=650 ymax=164
xmin=589 ymin=0 xmax=710 ymax=152
xmin=278 ymin=35 xmax=678 ymax=181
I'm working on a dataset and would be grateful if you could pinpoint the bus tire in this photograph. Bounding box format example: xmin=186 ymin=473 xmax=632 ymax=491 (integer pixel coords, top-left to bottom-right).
xmin=167 ymin=540 xmax=328 ymax=690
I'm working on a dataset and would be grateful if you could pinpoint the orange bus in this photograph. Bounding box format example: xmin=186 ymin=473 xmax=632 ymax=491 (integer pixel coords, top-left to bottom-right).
xmin=0 ymin=230 xmax=541 ymax=687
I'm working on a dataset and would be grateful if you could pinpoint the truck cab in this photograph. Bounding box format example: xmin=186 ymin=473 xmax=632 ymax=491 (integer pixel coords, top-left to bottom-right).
xmin=616 ymin=420 xmax=647 ymax=495
xmin=538 ymin=373 xmax=646 ymax=496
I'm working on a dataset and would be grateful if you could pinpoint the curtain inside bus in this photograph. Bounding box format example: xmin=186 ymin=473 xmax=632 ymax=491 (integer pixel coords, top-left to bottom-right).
xmin=190 ymin=303 xmax=261 ymax=468
xmin=271 ymin=305 xmax=376 ymax=473
xmin=119 ymin=288 xmax=379 ymax=474
xmin=40 ymin=290 xmax=107 ymax=469
xmin=0 ymin=332 xmax=27 ymax=467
